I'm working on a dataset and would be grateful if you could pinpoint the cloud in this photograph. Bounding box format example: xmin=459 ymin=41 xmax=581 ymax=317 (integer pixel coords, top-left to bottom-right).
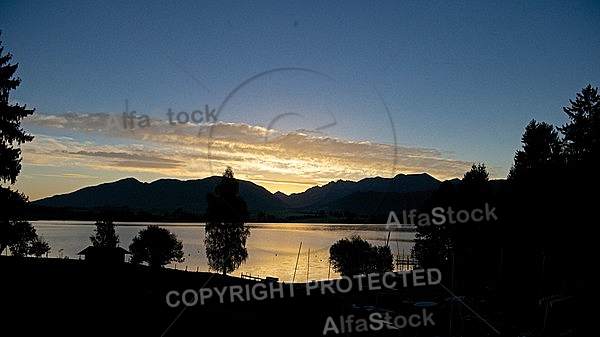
xmin=31 ymin=173 xmax=98 ymax=179
xmin=20 ymin=112 xmax=477 ymax=192
xmin=23 ymin=112 xmax=111 ymax=132
xmin=71 ymin=151 xmax=183 ymax=169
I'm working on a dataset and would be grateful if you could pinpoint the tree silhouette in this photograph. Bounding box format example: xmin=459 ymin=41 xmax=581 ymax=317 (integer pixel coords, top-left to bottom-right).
xmin=553 ymin=85 xmax=597 ymax=293
xmin=204 ymin=167 xmax=250 ymax=275
xmin=368 ymin=244 xmax=394 ymax=274
xmin=29 ymin=236 xmax=51 ymax=257
xmin=7 ymin=221 xmax=36 ymax=257
xmin=410 ymin=86 xmax=595 ymax=324
xmin=411 ymin=180 xmax=457 ymax=269
xmin=129 ymin=225 xmax=184 ymax=268
xmin=0 ymin=32 xmax=37 ymax=256
xmin=0 ymin=32 xmax=34 ymax=186
xmin=90 ymin=220 xmax=119 ymax=248
xmin=329 ymin=235 xmax=393 ymax=276
xmin=455 ymin=163 xmax=495 ymax=289
xmin=495 ymin=86 xmax=599 ymax=308
xmin=0 ymin=188 xmax=29 ymax=253
xmin=558 ymin=84 xmax=600 ymax=166
xmin=5 ymin=221 xmax=46 ymax=257
xmin=412 ymin=163 xmax=498 ymax=292
xmin=457 ymin=163 xmax=493 ymax=211
xmin=508 ymin=119 xmax=564 ymax=182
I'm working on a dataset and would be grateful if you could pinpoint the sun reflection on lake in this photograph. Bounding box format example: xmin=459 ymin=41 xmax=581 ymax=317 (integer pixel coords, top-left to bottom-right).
xmin=31 ymin=221 xmax=415 ymax=282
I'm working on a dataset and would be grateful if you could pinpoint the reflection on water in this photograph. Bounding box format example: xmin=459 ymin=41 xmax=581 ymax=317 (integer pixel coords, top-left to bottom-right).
xmin=30 ymin=221 xmax=415 ymax=282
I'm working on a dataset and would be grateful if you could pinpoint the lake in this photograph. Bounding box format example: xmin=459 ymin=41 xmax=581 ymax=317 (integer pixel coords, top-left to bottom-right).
xmin=28 ymin=221 xmax=416 ymax=282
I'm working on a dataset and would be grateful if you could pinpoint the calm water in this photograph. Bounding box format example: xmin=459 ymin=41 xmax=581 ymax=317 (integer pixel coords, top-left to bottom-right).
xmin=29 ymin=221 xmax=415 ymax=282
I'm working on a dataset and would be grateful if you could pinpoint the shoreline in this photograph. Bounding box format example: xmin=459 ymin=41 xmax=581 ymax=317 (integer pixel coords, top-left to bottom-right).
xmin=1 ymin=255 xmax=580 ymax=336
xmin=27 ymin=219 xmax=417 ymax=234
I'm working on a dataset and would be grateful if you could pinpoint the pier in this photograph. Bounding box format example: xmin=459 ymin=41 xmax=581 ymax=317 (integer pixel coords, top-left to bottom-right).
xmin=395 ymin=253 xmax=418 ymax=271
xmin=240 ymin=273 xmax=279 ymax=283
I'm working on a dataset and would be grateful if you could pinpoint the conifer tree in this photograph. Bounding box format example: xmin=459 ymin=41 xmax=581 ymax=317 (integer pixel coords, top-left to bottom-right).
xmin=558 ymin=84 xmax=600 ymax=166
xmin=0 ymin=32 xmax=35 ymax=185
xmin=0 ymin=32 xmax=39 ymax=255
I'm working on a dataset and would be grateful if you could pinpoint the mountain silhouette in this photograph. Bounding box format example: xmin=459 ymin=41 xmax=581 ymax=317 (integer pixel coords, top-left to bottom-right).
xmin=30 ymin=173 xmax=500 ymax=219
xmin=279 ymin=173 xmax=442 ymax=208
xmin=32 ymin=176 xmax=287 ymax=213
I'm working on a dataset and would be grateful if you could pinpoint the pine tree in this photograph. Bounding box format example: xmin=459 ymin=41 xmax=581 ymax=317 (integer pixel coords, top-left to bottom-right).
xmin=0 ymin=32 xmax=35 ymax=186
xmin=508 ymin=119 xmax=564 ymax=182
xmin=0 ymin=32 xmax=38 ymax=255
xmin=557 ymin=84 xmax=600 ymax=166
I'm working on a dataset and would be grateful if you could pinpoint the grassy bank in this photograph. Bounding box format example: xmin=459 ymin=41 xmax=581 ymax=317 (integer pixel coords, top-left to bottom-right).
xmin=1 ymin=256 xmax=582 ymax=336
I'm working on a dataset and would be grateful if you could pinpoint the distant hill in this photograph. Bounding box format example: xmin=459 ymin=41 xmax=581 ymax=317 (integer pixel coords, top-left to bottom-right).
xmin=32 ymin=176 xmax=288 ymax=213
xmin=278 ymin=173 xmax=442 ymax=209
xmin=29 ymin=173 xmax=505 ymax=221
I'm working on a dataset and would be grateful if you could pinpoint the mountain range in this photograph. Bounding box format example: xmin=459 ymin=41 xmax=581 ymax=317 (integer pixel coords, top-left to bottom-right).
xmin=29 ymin=173 xmax=502 ymax=222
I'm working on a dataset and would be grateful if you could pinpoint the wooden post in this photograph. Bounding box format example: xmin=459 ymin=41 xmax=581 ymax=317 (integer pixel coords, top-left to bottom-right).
xmin=306 ymin=247 xmax=310 ymax=282
xmin=292 ymin=241 xmax=302 ymax=283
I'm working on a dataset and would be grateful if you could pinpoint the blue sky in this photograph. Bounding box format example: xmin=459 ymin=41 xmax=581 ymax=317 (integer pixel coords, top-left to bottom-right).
xmin=1 ymin=0 xmax=599 ymax=200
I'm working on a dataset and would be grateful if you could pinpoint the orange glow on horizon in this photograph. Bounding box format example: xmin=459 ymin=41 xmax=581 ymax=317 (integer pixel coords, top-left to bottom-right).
xmin=246 ymin=178 xmax=320 ymax=195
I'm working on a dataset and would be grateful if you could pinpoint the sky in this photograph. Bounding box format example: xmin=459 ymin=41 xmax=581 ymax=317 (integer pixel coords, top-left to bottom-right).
xmin=1 ymin=0 xmax=599 ymax=201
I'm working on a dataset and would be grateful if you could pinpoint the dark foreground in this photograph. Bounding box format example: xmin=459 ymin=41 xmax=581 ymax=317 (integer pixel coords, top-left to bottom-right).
xmin=1 ymin=256 xmax=583 ymax=336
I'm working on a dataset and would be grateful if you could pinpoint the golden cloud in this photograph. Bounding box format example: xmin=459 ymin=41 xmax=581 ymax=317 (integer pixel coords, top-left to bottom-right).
xmin=21 ymin=112 xmax=475 ymax=192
